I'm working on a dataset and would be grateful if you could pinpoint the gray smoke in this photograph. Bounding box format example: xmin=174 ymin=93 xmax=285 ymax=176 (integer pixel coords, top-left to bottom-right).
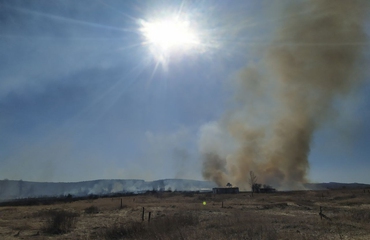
xmin=200 ymin=0 xmax=369 ymax=189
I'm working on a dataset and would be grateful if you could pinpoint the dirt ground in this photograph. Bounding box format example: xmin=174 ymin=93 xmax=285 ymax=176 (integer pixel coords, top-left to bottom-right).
xmin=1 ymin=189 xmax=370 ymax=239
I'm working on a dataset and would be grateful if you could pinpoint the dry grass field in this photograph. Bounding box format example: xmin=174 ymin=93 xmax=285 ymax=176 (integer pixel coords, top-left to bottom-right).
xmin=1 ymin=189 xmax=370 ymax=239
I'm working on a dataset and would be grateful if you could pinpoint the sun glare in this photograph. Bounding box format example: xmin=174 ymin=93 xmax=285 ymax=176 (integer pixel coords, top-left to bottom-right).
xmin=139 ymin=16 xmax=201 ymax=64
xmin=141 ymin=19 xmax=199 ymax=50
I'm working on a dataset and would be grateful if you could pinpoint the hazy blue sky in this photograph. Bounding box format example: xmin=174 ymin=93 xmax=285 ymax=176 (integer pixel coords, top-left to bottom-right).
xmin=1 ymin=0 xmax=369 ymax=185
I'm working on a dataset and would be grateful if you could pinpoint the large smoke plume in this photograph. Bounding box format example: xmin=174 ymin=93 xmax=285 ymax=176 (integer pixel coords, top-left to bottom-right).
xmin=200 ymin=0 xmax=369 ymax=189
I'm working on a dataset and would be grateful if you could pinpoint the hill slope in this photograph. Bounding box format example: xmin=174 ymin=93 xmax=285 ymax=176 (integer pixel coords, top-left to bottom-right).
xmin=0 ymin=179 xmax=217 ymax=201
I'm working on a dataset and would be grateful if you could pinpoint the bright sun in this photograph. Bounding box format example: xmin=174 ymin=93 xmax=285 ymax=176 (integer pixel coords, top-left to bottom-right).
xmin=139 ymin=16 xmax=201 ymax=64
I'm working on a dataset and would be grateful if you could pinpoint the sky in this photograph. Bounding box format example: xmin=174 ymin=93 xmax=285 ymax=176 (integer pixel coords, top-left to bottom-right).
xmin=0 ymin=0 xmax=369 ymax=186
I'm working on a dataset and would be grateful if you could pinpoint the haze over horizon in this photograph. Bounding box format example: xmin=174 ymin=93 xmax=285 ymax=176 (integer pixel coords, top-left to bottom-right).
xmin=1 ymin=0 xmax=369 ymax=189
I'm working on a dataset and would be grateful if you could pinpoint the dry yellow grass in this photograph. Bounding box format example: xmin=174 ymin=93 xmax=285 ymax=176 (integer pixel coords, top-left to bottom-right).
xmin=1 ymin=189 xmax=370 ymax=239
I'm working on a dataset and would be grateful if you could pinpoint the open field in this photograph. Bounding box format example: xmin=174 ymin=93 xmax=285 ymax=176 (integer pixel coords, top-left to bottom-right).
xmin=1 ymin=189 xmax=370 ymax=239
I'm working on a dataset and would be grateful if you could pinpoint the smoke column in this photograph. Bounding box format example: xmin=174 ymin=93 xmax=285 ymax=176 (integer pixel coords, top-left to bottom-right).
xmin=200 ymin=0 xmax=369 ymax=189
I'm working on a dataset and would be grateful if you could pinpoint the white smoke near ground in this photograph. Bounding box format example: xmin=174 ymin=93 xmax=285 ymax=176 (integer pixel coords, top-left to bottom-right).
xmin=200 ymin=0 xmax=369 ymax=190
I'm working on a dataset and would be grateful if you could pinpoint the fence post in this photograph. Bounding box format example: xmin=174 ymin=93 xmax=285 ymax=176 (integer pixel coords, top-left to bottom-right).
xmin=142 ymin=207 xmax=145 ymax=221
xmin=319 ymin=206 xmax=332 ymax=221
xmin=148 ymin=212 xmax=151 ymax=223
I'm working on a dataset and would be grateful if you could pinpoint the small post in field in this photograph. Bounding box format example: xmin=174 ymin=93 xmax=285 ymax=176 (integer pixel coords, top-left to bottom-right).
xmin=319 ymin=206 xmax=332 ymax=221
xmin=142 ymin=207 xmax=145 ymax=221
xmin=222 ymin=201 xmax=223 ymax=208
xmin=120 ymin=198 xmax=123 ymax=209
xmin=148 ymin=212 xmax=151 ymax=223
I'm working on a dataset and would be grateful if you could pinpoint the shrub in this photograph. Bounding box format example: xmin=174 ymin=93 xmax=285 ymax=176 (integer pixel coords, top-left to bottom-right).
xmin=100 ymin=212 xmax=199 ymax=239
xmin=42 ymin=209 xmax=79 ymax=234
xmin=182 ymin=192 xmax=194 ymax=197
xmin=85 ymin=205 xmax=99 ymax=214
xmin=102 ymin=222 xmax=146 ymax=239
xmin=150 ymin=212 xmax=199 ymax=234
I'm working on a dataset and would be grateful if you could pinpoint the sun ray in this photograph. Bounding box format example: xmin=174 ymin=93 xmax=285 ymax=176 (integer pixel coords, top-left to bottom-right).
xmin=64 ymin=57 xmax=151 ymax=128
xmin=117 ymin=42 xmax=144 ymax=51
xmin=5 ymin=5 xmax=134 ymax=33
xmin=146 ymin=61 xmax=161 ymax=88
xmin=96 ymin=0 xmax=137 ymax=22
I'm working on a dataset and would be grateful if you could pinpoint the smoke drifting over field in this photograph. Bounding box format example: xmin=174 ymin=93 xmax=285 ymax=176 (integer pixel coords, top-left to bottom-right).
xmin=200 ymin=0 xmax=369 ymax=189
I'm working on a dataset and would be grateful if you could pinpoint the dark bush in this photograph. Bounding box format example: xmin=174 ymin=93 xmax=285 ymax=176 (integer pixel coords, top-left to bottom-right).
xmin=102 ymin=222 xmax=146 ymax=239
xmin=42 ymin=209 xmax=79 ymax=234
xmin=182 ymin=192 xmax=194 ymax=197
xmin=85 ymin=205 xmax=99 ymax=214
xmin=101 ymin=212 xmax=199 ymax=239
